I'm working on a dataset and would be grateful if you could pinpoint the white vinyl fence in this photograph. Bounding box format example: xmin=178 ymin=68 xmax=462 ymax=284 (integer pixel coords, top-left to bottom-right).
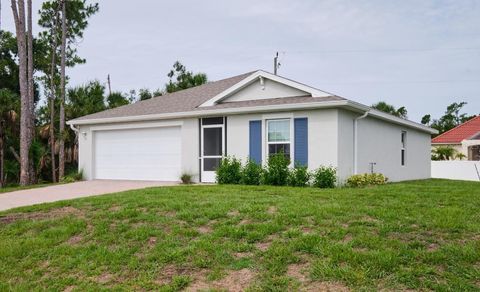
xmin=431 ymin=161 xmax=480 ymax=182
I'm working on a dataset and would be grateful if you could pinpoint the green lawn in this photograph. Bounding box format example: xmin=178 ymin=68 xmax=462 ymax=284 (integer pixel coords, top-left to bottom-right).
xmin=0 ymin=179 xmax=479 ymax=291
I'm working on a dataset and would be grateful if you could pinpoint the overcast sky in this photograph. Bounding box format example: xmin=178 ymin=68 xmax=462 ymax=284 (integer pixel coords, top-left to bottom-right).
xmin=2 ymin=0 xmax=480 ymax=122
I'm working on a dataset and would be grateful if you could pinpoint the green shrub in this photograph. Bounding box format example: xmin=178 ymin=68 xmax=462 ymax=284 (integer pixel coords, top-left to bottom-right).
xmin=180 ymin=173 xmax=193 ymax=184
xmin=262 ymin=153 xmax=290 ymax=186
xmin=216 ymin=156 xmax=242 ymax=184
xmin=241 ymin=159 xmax=263 ymax=185
xmin=312 ymin=166 xmax=337 ymax=188
xmin=288 ymin=166 xmax=311 ymax=187
xmin=60 ymin=176 xmax=75 ymax=183
xmin=61 ymin=169 xmax=84 ymax=183
xmin=346 ymin=173 xmax=388 ymax=187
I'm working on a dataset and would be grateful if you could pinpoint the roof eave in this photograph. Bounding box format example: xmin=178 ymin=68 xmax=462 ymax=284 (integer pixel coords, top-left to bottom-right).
xmin=68 ymin=100 xmax=349 ymax=126
xmin=67 ymin=100 xmax=437 ymax=134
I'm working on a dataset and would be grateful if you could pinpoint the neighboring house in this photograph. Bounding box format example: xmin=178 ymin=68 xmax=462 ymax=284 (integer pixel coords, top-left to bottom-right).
xmin=67 ymin=70 xmax=437 ymax=183
xmin=431 ymin=116 xmax=480 ymax=161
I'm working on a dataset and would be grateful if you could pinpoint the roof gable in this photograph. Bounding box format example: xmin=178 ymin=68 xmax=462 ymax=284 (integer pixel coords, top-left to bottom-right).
xmin=221 ymin=78 xmax=310 ymax=103
xmin=432 ymin=116 xmax=480 ymax=144
xmin=199 ymin=70 xmax=331 ymax=107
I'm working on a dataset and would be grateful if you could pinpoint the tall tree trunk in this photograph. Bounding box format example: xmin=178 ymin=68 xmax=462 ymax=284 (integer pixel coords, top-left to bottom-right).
xmin=11 ymin=0 xmax=30 ymax=186
xmin=0 ymin=120 xmax=4 ymax=187
xmin=58 ymin=0 xmax=67 ymax=180
xmin=26 ymin=0 xmax=35 ymax=184
xmin=49 ymin=9 xmax=60 ymax=183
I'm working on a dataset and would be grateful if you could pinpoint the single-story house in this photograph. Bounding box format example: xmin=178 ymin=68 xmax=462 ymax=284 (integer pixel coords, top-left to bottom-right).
xmin=431 ymin=116 xmax=480 ymax=160
xmin=67 ymin=70 xmax=437 ymax=183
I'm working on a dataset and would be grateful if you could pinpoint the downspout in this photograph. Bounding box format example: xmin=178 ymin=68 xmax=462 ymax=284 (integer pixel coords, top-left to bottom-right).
xmin=69 ymin=123 xmax=79 ymax=134
xmin=353 ymin=110 xmax=369 ymax=174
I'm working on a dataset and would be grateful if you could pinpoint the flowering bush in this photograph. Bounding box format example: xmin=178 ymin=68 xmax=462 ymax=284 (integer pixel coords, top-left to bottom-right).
xmin=346 ymin=173 xmax=388 ymax=187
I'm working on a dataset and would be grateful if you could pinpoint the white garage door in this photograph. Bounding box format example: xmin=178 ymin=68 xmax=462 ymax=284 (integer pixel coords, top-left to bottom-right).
xmin=93 ymin=126 xmax=181 ymax=181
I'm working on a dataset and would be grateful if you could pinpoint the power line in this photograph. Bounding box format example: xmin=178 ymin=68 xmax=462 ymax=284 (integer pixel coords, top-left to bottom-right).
xmin=317 ymin=79 xmax=480 ymax=85
xmin=287 ymin=47 xmax=480 ymax=54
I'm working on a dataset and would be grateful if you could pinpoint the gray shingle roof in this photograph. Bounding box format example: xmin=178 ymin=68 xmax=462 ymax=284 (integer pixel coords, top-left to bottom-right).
xmin=70 ymin=71 xmax=342 ymax=123
xmin=72 ymin=71 xmax=255 ymax=122
xmin=199 ymin=95 xmax=345 ymax=110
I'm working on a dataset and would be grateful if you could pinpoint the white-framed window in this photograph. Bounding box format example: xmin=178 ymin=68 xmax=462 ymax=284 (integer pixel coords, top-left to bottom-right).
xmin=401 ymin=131 xmax=407 ymax=166
xmin=266 ymin=119 xmax=291 ymax=159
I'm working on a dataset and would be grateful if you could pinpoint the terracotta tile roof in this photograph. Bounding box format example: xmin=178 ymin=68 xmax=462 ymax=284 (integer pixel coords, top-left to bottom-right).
xmin=431 ymin=116 xmax=480 ymax=144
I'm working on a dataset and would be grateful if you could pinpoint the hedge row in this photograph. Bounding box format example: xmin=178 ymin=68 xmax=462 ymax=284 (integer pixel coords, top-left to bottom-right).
xmin=215 ymin=154 xmax=337 ymax=188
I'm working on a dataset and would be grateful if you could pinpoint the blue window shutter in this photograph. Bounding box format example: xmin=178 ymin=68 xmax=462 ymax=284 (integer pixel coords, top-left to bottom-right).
xmin=294 ymin=118 xmax=308 ymax=167
xmin=249 ymin=120 xmax=262 ymax=164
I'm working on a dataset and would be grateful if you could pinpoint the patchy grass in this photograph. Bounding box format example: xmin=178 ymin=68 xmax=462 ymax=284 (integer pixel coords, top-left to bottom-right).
xmin=0 ymin=179 xmax=479 ymax=291
xmin=0 ymin=183 xmax=56 ymax=194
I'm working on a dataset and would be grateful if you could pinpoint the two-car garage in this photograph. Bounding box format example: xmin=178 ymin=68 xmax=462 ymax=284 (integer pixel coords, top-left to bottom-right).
xmin=92 ymin=126 xmax=181 ymax=181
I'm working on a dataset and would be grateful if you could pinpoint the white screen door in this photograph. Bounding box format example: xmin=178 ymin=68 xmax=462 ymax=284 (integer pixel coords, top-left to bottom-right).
xmin=201 ymin=124 xmax=224 ymax=182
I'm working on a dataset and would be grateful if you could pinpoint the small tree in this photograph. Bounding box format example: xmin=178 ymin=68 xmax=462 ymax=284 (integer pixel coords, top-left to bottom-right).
xmin=431 ymin=146 xmax=458 ymax=160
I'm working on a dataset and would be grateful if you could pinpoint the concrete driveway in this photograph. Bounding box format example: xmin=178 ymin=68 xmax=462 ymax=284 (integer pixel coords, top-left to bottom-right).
xmin=0 ymin=180 xmax=177 ymax=212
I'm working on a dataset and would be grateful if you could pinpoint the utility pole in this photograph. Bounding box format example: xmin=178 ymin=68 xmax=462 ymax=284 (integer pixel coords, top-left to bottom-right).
xmin=107 ymin=74 xmax=112 ymax=95
xmin=273 ymin=52 xmax=279 ymax=75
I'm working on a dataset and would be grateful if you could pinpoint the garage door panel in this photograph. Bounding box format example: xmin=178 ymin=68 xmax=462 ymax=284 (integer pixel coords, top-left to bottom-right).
xmin=94 ymin=126 xmax=181 ymax=181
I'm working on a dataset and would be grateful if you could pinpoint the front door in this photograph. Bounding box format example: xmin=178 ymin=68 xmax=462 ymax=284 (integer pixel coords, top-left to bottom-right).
xmin=201 ymin=118 xmax=225 ymax=182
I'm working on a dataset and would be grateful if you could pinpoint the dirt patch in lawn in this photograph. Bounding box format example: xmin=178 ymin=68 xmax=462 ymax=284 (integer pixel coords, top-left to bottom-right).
xmin=287 ymin=262 xmax=309 ymax=282
xmin=95 ymin=272 xmax=115 ymax=284
xmin=287 ymin=262 xmax=349 ymax=291
xmin=108 ymin=205 xmax=121 ymax=212
xmin=301 ymin=226 xmax=314 ymax=234
xmin=238 ymin=219 xmax=252 ymax=225
xmin=255 ymin=235 xmax=277 ymax=251
xmin=63 ymin=286 xmax=75 ymax=292
xmin=156 ymin=265 xmax=187 ymax=285
xmin=148 ymin=237 xmax=157 ymax=247
xmin=0 ymin=206 xmax=84 ymax=224
xmin=66 ymin=234 xmax=83 ymax=245
xmin=267 ymin=206 xmax=277 ymax=215
xmin=197 ymin=225 xmax=212 ymax=234
xmin=228 ymin=210 xmax=240 ymax=217
xmin=427 ymin=243 xmax=439 ymax=251
xmin=304 ymin=281 xmax=350 ymax=291
xmin=187 ymin=268 xmax=255 ymax=292
xmin=342 ymin=234 xmax=353 ymax=243
xmin=233 ymin=251 xmax=253 ymax=258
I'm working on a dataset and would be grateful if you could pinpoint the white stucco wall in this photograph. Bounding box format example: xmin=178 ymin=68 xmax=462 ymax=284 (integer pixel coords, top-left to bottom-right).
xmin=337 ymin=110 xmax=356 ymax=182
xmin=226 ymin=109 xmax=338 ymax=170
xmin=224 ymin=79 xmax=309 ymax=103
xmin=78 ymin=118 xmax=200 ymax=182
xmin=77 ymin=108 xmax=431 ymax=183
xmin=351 ymin=113 xmax=431 ymax=182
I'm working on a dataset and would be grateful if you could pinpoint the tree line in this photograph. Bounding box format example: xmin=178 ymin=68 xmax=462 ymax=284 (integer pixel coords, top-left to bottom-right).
xmin=372 ymin=101 xmax=477 ymax=135
xmin=1 ymin=0 xmax=207 ymax=187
